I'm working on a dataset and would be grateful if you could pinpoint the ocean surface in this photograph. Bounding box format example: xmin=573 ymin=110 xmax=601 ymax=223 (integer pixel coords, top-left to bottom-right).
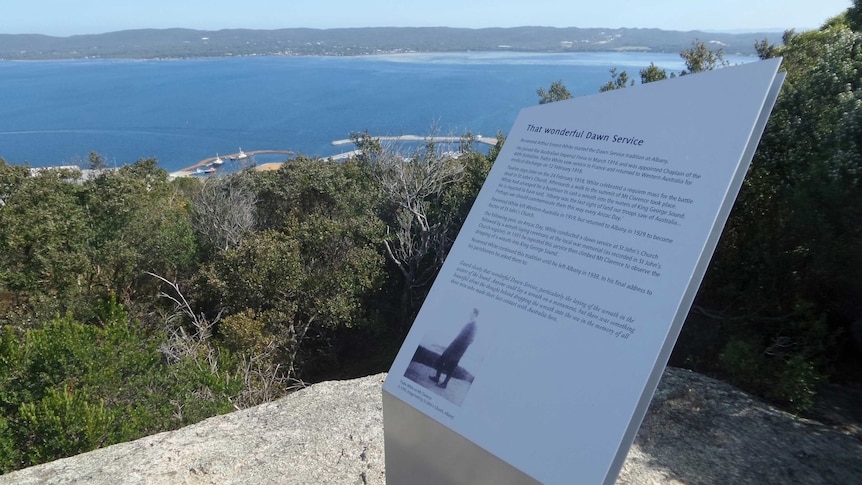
xmin=0 ymin=52 xmax=752 ymax=173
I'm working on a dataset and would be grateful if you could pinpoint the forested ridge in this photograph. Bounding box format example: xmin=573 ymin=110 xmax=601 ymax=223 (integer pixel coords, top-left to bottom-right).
xmin=0 ymin=25 xmax=777 ymax=60
xmin=2 ymin=3 xmax=861 ymax=474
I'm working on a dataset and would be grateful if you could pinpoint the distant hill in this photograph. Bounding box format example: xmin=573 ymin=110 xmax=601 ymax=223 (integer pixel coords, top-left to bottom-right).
xmin=0 ymin=27 xmax=780 ymax=60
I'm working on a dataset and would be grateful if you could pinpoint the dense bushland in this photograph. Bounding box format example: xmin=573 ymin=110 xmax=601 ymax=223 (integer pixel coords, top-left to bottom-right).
xmin=0 ymin=133 xmax=496 ymax=472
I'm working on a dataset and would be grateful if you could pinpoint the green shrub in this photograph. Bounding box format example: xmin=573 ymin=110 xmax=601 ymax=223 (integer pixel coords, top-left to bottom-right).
xmin=0 ymin=308 xmax=242 ymax=472
xmin=17 ymin=385 xmax=115 ymax=464
xmin=0 ymin=415 xmax=18 ymax=472
xmin=719 ymin=338 xmax=822 ymax=412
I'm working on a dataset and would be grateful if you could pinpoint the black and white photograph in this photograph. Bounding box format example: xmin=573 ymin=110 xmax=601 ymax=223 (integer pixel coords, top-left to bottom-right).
xmin=404 ymin=307 xmax=485 ymax=406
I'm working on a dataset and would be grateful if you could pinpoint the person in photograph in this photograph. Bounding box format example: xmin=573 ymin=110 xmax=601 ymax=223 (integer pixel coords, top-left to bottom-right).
xmin=430 ymin=308 xmax=479 ymax=388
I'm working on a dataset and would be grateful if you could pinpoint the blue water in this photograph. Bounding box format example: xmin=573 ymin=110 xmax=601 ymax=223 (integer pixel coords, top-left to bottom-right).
xmin=0 ymin=52 xmax=750 ymax=173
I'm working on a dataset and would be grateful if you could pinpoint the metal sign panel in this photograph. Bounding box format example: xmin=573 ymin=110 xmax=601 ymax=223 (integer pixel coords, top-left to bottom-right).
xmin=384 ymin=58 xmax=784 ymax=484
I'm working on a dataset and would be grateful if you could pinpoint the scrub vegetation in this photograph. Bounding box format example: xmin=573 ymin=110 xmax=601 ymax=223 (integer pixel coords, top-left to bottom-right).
xmin=0 ymin=134 xmax=496 ymax=473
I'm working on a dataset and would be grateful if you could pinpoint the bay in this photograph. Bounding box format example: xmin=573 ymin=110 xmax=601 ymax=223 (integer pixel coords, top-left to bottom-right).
xmin=0 ymin=52 xmax=750 ymax=173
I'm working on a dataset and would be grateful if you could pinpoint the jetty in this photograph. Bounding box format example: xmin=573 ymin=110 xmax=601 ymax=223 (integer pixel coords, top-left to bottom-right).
xmin=174 ymin=149 xmax=295 ymax=175
xmin=170 ymin=135 xmax=495 ymax=177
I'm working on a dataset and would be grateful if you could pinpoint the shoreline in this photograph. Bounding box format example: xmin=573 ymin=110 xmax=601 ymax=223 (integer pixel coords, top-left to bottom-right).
xmin=331 ymin=135 xmax=498 ymax=147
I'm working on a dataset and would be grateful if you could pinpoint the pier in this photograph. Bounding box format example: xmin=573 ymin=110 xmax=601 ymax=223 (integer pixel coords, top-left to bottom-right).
xmin=172 ymin=134 xmax=497 ymax=177
xmin=176 ymin=149 xmax=295 ymax=174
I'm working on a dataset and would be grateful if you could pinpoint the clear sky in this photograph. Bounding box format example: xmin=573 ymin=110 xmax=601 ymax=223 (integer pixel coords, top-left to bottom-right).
xmin=0 ymin=0 xmax=853 ymax=37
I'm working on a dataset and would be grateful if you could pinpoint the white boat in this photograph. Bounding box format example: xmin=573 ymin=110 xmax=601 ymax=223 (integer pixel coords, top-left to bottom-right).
xmin=236 ymin=147 xmax=248 ymax=160
xmin=213 ymin=154 xmax=225 ymax=166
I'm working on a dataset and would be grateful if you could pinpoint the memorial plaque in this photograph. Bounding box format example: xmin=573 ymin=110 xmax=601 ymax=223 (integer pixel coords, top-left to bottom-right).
xmin=384 ymin=58 xmax=785 ymax=484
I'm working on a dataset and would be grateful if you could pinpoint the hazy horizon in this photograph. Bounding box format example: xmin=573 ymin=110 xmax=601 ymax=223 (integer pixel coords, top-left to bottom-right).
xmin=0 ymin=0 xmax=851 ymax=37
xmin=3 ymin=25 xmax=794 ymax=39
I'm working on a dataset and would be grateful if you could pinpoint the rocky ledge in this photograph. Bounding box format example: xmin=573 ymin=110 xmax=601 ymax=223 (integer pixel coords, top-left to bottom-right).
xmin=1 ymin=367 xmax=860 ymax=484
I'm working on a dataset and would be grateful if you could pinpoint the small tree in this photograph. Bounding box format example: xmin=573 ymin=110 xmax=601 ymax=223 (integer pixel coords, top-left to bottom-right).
xmin=679 ymin=39 xmax=729 ymax=75
xmin=88 ymin=151 xmax=107 ymax=171
xmin=599 ymin=67 xmax=634 ymax=92
xmin=0 ymin=168 xmax=92 ymax=311
xmin=639 ymin=62 xmax=670 ymax=83
xmin=537 ymin=80 xmax=572 ymax=104
xmin=198 ymin=158 xmax=385 ymax=379
xmin=82 ymin=158 xmax=198 ymax=308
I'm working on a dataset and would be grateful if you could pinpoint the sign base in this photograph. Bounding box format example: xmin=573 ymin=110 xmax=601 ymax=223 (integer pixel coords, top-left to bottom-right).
xmin=383 ymin=390 xmax=539 ymax=485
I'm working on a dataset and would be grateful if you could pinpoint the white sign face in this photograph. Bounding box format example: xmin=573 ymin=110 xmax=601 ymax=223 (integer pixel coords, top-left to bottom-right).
xmin=384 ymin=58 xmax=783 ymax=484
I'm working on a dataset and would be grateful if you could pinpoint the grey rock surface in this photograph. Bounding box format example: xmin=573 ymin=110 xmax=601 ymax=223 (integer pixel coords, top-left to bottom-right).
xmin=2 ymin=368 xmax=860 ymax=484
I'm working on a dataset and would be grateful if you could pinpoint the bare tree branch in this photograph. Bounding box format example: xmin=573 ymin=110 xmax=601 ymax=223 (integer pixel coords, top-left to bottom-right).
xmin=357 ymin=128 xmax=467 ymax=321
xmin=192 ymin=175 xmax=257 ymax=252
